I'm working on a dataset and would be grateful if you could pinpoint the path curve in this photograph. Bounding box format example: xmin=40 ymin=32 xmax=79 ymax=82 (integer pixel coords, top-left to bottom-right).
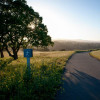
xmin=56 ymin=52 xmax=100 ymax=100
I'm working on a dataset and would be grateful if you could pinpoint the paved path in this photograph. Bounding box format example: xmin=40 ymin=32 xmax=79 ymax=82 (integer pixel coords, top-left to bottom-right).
xmin=56 ymin=52 xmax=100 ymax=100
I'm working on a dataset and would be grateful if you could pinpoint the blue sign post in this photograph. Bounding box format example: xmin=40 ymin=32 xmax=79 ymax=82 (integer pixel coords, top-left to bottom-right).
xmin=24 ymin=49 xmax=33 ymax=70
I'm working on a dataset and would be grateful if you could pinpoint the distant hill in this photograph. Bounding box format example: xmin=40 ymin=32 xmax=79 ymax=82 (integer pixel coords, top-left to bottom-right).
xmin=48 ymin=40 xmax=100 ymax=51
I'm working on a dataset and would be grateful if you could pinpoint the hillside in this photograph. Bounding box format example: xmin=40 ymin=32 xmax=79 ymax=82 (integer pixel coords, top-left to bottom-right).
xmin=49 ymin=40 xmax=100 ymax=51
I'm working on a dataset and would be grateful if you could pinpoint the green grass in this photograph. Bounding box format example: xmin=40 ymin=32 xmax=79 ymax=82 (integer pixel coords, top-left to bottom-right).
xmin=0 ymin=51 xmax=75 ymax=100
xmin=90 ymin=50 xmax=100 ymax=60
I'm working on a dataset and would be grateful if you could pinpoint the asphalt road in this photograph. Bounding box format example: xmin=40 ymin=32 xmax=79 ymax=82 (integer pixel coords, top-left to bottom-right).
xmin=56 ymin=52 xmax=100 ymax=100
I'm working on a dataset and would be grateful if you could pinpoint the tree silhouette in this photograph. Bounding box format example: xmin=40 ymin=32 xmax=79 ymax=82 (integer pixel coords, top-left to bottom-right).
xmin=0 ymin=0 xmax=53 ymax=59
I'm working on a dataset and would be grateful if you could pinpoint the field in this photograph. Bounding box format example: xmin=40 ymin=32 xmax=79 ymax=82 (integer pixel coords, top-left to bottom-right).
xmin=0 ymin=51 xmax=75 ymax=100
xmin=90 ymin=50 xmax=100 ymax=60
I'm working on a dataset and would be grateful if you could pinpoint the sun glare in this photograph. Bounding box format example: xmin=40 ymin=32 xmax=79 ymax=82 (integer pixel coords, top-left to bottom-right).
xmin=27 ymin=0 xmax=100 ymax=41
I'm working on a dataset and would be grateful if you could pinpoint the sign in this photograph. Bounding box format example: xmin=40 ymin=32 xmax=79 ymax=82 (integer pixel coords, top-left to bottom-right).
xmin=24 ymin=49 xmax=33 ymax=70
xmin=24 ymin=49 xmax=33 ymax=57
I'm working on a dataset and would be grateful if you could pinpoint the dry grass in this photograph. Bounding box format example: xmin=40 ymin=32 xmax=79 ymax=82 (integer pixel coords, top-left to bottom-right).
xmin=90 ymin=50 xmax=100 ymax=60
xmin=4 ymin=50 xmax=73 ymax=57
xmin=0 ymin=51 xmax=75 ymax=100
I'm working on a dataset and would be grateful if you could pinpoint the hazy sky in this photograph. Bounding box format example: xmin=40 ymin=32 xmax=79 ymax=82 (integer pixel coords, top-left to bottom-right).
xmin=27 ymin=0 xmax=100 ymax=41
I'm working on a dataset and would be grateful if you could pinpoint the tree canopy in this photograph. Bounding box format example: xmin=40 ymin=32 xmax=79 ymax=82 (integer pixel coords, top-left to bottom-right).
xmin=0 ymin=0 xmax=53 ymax=59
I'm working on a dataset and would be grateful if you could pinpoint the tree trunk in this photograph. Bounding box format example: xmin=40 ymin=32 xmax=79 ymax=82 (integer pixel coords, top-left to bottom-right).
xmin=6 ymin=46 xmax=14 ymax=58
xmin=12 ymin=47 xmax=18 ymax=60
xmin=13 ymin=51 xmax=18 ymax=60
xmin=5 ymin=46 xmax=19 ymax=60
xmin=0 ymin=49 xmax=4 ymax=58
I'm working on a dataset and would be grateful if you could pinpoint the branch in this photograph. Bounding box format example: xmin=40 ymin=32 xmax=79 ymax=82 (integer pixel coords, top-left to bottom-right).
xmin=5 ymin=45 xmax=13 ymax=57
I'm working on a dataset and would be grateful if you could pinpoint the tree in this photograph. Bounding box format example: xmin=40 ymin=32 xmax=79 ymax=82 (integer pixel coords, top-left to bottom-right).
xmin=0 ymin=0 xmax=53 ymax=59
xmin=29 ymin=23 xmax=54 ymax=48
xmin=0 ymin=0 xmax=7 ymax=58
xmin=0 ymin=0 xmax=15 ymax=58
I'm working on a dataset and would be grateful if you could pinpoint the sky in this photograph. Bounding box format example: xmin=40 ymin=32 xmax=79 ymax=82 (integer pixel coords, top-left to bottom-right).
xmin=27 ymin=0 xmax=100 ymax=41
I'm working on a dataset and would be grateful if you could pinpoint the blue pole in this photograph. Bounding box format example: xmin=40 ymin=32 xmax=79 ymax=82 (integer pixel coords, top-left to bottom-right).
xmin=27 ymin=57 xmax=31 ymax=79
xmin=27 ymin=57 xmax=30 ymax=70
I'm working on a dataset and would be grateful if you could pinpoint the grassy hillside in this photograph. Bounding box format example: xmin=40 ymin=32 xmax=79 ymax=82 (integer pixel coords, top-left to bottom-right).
xmin=49 ymin=40 xmax=100 ymax=51
xmin=0 ymin=51 xmax=75 ymax=100
xmin=90 ymin=50 xmax=100 ymax=60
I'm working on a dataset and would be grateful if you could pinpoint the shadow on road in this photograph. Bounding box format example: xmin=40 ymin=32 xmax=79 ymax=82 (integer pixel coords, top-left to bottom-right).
xmin=56 ymin=69 xmax=100 ymax=100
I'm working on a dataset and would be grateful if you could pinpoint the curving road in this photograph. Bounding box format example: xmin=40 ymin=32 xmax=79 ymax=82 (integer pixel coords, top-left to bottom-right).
xmin=56 ymin=52 xmax=100 ymax=100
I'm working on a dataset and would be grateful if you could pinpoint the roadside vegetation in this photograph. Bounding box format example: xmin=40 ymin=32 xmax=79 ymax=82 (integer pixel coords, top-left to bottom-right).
xmin=0 ymin=51 xmax=75 ymax=100
xmin=90 ymin=50 xmax=100 ymax=60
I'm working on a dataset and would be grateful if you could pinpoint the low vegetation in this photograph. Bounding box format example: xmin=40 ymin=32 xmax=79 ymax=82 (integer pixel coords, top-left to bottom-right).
xmin=90 ymin=50 xmax=100 ymax=60
xmin=0 ymin=51 xmax=75 ymax=100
